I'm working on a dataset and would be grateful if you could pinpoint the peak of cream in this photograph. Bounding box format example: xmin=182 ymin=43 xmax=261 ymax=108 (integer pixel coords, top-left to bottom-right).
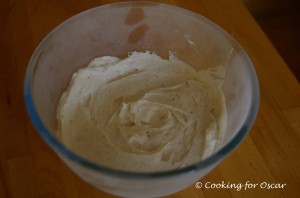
xmin=56 ymin=52 xmax=227 ymax=172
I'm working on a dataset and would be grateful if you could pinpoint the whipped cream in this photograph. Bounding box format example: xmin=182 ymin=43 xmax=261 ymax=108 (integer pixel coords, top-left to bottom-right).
xmin=56 ymin=52 xmax=227 ymax=172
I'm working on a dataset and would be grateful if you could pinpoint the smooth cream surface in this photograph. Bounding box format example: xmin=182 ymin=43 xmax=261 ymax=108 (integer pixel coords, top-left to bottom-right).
xmin=56 ymin=52 xmax=227 ymax=172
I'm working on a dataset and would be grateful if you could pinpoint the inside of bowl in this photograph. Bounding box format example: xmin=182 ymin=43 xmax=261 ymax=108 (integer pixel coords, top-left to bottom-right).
xmin=30 ymin=3 xmax=255 ymax=158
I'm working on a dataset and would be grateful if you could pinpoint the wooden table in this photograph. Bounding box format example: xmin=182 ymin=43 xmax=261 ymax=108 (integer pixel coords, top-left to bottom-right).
xmin=1 ymin=0 xmax=299 ymax=197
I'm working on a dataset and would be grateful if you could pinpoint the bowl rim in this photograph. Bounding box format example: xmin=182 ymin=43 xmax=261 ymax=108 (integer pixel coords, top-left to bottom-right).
xmin=24 ymin=1 xmax=260 ymax=179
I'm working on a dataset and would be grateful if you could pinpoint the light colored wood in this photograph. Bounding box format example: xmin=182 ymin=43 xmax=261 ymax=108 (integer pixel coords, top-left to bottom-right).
xmin=1 ymin=0 xmax=299 ymax=197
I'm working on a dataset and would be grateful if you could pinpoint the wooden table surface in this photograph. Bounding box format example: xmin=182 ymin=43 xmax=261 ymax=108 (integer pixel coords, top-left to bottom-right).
xmin=1 ymin=0 xmax=300 ymax=197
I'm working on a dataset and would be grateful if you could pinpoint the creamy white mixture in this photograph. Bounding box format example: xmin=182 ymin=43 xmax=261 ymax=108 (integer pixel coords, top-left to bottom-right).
xmin=56 ymin=52 xmax=227 ymax=172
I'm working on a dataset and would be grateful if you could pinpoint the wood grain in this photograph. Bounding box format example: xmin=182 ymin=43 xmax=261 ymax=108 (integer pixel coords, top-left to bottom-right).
xmin=241 ymin=0 xmax=300 ymax=82
xmin=0 ymin=0 xmax=299 ymax=197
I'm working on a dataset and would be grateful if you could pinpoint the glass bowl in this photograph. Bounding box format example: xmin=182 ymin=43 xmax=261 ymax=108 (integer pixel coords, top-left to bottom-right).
xmin=24 ymin=2 xmax=259 ymax=197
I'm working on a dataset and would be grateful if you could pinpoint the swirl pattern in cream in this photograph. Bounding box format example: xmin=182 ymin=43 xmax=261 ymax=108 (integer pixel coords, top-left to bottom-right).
xmin=56 ymin=52 xmax=227 ymax=172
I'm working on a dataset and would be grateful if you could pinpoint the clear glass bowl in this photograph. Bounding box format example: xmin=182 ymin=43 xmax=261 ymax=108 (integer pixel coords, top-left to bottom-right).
xmin=24 ymin=2 xmax=259 ymax=197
